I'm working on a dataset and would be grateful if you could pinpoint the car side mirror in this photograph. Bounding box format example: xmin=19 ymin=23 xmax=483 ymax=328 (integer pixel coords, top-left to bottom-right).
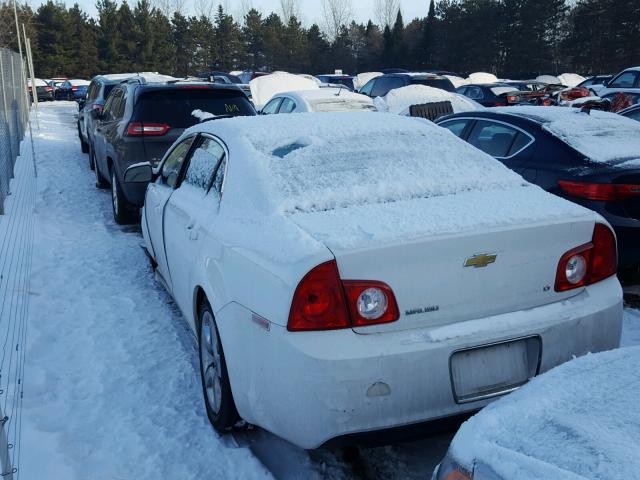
xmin=124 ymin=162 xmax=153 ymax=184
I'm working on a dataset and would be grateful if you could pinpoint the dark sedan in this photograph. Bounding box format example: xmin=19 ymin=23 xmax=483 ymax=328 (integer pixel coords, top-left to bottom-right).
xmin=456 ymin=84 xmax=523 ymax=107
xmin=436 ymin=107 xmax=640 ymax=274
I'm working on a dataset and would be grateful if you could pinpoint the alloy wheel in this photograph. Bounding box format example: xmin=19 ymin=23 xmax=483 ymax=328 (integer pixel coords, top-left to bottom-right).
xmin=200 ymin=311 xmax=222 ymax=414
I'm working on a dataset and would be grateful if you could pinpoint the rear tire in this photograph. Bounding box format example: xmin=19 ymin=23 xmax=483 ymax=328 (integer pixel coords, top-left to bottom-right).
xmin=110 ymin=167 xmax=136 ymax=225
xmin=78 ymin=124 xmax=89 ymax=154
xmin=197 ymin=301 xmax=240 ymax=432
xmin=91 ymin=147 xmax=108 ymax=189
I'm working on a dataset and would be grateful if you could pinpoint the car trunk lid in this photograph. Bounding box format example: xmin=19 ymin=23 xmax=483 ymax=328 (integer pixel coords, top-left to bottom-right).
xmin=289 ymin=188 xmax=596 ymax=334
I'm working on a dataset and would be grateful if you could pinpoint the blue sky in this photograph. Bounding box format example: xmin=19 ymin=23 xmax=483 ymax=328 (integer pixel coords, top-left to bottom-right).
xmin=29 ymin=0 xmax=432 ymax=25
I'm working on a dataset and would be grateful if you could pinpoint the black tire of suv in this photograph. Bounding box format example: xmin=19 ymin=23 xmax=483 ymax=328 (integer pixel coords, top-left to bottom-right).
xmin=78 ymin=124 xmax=89 ymax=154
xmin=197 ymin=300 xmax=241 ymax=432
xmin=91 ymin=147 xmax=108 ymax=189
xmin=110 ymin=168 xmax=136 ymax=225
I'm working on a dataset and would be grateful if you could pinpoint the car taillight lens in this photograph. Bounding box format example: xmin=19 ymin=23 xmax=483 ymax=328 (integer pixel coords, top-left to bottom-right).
xmin=287 ymin=261 xmax=400 ymax=331
xmin=71 ymin=85 xmax=78 ymax=90
xmin=288 ymin=261 xmax=350 ymax=331
xmin=45 ymin=86 xmax=53 ymax=91
xmin=343 ymin=281 xmax=399 ymax=327
xmin=558 ymin=180 xmax=640 ymax=201
xmin=555 ymin=223 xmax=617 ymax=292
xmin=507 ymin=95 xmax=518 ymax=103
xmin=494 ymin=101 xmax=507 ymax=106
xmin=125 ymin=122 xmax=170 ymax=136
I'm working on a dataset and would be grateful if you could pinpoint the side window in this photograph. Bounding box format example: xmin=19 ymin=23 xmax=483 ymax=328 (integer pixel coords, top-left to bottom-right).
xmin=114 ymin=91 xmax=127 ymax=119
xmin=87 ymin=82 xmax=97 ymax=100
xmin=359 ymin=79 xmax=375 ymax=96
xmin=262 ymin=98 xmax=283 ymax=114
xmin=101 ymin=90 xmax=119 ymax=121
xmin=183 ymin=137 xmax=225 ymax=190
xmin=279 ymin=98 xmax=296 ymax=113
xmin=508 ymin=132 xmax=533 ymax=156
xmin=440 ymin=119 xmax=470 ymax=138
xmin=456 ymin=87 xmax=468 ymax=96
xmin=610 ymin=72 xmax=638 ymax=88
xmin=161 ymin=137 xmax=196 ymax=188
xmin=467 ymin=121 xmax=523 ymax=158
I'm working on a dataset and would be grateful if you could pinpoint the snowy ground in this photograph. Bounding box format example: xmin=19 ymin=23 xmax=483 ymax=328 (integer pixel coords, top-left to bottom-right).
xmin=13 ymin=102 xmax=640 ymax=479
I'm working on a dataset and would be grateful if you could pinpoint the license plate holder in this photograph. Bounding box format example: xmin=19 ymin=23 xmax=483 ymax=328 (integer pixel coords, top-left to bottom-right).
xmin=449 ymin=336 xmax=541 ymax=404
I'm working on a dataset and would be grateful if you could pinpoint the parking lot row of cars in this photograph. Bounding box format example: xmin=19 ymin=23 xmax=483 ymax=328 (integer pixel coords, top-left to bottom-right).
xmin=28 ymin=77 xmax=90 ymax=102
xmin=67 ymin=67 xmax=640 ymax=478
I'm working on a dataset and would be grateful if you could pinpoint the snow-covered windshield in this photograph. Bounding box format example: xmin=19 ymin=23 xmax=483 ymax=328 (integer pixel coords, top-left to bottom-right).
xmin=310 ymin=99 xmax=375 ymax=112
xmin=229 ymin=112 xmax=525 ymax=213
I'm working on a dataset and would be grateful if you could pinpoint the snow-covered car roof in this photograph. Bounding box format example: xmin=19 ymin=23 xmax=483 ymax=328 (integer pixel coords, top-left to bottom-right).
xmin=496 ymin=106 xmax=640 ymax=166
xmin=250 ymin=72 xmax=319 ymax=107
xmin=353 ymin=72 xmax=383 ymax=90
xmin=468 ymin=72 xmax=499 ymax=84
xmin=68 ymin=79 xmax=90 ymax=86
xmin=100 ymin=72 xmax=174 ymax=82
xmin=183 ymin=112 xmax=589 ymax=257
xmin=275 ymin=89 xmax=375 ymax=112
xmin=374 ymin=85 xmax=483 ymax=115
xmin=445 ymin=346 xmax=640 ymax=480
xmin=28 ymin=78 xmax=48 ymax=87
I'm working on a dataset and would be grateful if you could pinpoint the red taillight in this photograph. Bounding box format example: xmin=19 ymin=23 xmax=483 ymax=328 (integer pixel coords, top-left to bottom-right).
xmin=287 ymin=260 xmax=400 ymax=331
xmin=558 ymin=180 xmax=640 ymax=201
xmin=125 ymin=122 xmax=170 ymax=136
xmin=71 ymin=85 xmax=78 ymax=91
xmin=494 ymin=101 xmax=507 ymax=106
xmin=507 ymin=95 xmax=518 ymax=103
xmin=288 ymin=261 xmax=350 ymax=331
xmin=555 ymin=223 xmax=617 ymax=292
xmin=45 ymin=86 xmax=53 ymax=91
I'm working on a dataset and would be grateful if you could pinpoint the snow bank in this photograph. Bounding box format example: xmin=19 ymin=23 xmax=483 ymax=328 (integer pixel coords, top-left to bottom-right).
xmin=449 ymin=346 xmax=640 ymax=480
xmin=467 ymin=72 xmax=498 ymax=84
xmin=353 ymin=72 xmax=383 ymax=90
xmin=500 ymin=106 xmax=640 ymax=166
xmin=250 ymin=72 xmax=318 ymax=107
xmin=373 ymin=85 xmax=483 ymax=115
xmin=557 ymin=73 xmax=585 ymax=87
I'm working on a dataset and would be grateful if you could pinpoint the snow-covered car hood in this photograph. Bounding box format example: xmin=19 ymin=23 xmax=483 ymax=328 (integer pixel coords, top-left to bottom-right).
xmin=496 ymin=106 xmax=640 ymax=167
xmin=250 ymin=72 xmax=319 ymax=108
xmin=448 ymin=346 xmax=640 ymax=480
xmin=374 ymin=85 xmax=484 ymax=115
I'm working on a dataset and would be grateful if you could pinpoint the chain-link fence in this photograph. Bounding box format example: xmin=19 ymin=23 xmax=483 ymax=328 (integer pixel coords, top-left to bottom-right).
xmin=0 ymin=47 xmax=28 ymax=215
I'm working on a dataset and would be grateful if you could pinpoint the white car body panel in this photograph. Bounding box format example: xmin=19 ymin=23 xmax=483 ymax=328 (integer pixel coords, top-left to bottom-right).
xmin=139 ymin=112 xmax=623 ymax=449
xmin=265 ymin=89 xmax=375 ymax=113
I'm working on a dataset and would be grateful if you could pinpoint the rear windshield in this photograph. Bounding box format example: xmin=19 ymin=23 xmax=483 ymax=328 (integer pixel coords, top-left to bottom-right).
xmin=135 ymin=88 xmax=255 ymax=127
xmin=411 ymin=78 xmax=455 ymax=93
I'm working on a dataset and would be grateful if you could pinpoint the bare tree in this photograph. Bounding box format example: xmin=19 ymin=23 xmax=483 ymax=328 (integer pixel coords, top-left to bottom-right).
xmin=374 ymin=0 xmax=400 ymax=28
xmin=321 ymin=0 xmax=353 ymax=40
xmin=279 ymin=0 xmax=300 ymax=22
xmin=153 ymin=0 xmax=188 ymax=17
xmin=194 ymin=0 xmax=214 ymax=19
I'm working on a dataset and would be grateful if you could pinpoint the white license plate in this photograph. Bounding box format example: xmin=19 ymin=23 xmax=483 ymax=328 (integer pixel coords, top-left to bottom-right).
xmin=450 ymin=337 xmax=540 ymax=403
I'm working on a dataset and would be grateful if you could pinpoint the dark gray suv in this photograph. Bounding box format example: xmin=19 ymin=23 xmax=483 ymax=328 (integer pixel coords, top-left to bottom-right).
xmin=90 ymin=79 xmax=256 ymax=224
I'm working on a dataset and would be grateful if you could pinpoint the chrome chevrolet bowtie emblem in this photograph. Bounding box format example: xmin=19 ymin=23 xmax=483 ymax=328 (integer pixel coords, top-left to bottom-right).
xmin=464 ymin=253 xmax=497 ymax=268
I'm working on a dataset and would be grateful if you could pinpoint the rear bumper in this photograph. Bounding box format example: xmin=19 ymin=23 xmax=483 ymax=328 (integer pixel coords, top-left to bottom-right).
xmin=217 ymin=276 xmax=622 ymax=449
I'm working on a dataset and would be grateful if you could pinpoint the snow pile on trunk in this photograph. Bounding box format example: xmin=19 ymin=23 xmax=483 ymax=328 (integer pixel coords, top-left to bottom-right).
xmin=250 ymin=72 xmax=318 ymax=107
xmin=502 ymin=106 xmax=640 ymax=166
xmin=353 ymin=72 xmax=383 ymax=90
xmin=467 ymin=72 xmax=498 ymax=84
xmin=373 ymin=85 xmax=483 ymax=115
xmin=557 ymin=73 xmax=586 ymax=87
xmin=449 ymin=346 xmax=640 ymax=480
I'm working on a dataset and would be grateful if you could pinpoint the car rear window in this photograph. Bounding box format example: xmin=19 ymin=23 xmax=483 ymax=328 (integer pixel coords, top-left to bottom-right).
xmin=411 ymin=78 xmax=456 ymax=93
xmin=135 ymin=88 xmax=255 ymax=127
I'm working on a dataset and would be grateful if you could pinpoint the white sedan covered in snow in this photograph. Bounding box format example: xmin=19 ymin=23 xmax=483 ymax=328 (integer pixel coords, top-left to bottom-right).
xmin=434 ymin=346 xmax=640 ymax=480
xmin=124 ymin=112 xmax=622 ymax=449
xmin=260 ymin=88 xmax=375 ymax=114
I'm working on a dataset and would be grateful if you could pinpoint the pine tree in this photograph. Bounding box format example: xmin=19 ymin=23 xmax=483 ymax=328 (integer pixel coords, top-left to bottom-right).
xmin=35 ymin=1 xmax=68 ymax=77
xmin=243 ymin=9 xmax=264 ymax=70
xmin=305 ymin=24 xmax=330 ymax=74
xmin=172 ymin=12 xmax=193 ymax=75
xmin=262 ymin=13 xmax=285 ymax=71
xmin=133 ymin=0 xmax=155 ymax=71
xmin=214 ymin=5 xmax=244 ymax=71
xmin=96 ymin=0 xmax=119 ymax=72
xmin=150 ymin=8 xmax=175 ymax=74
xmin=390 ymin=10 xmax=405 ymax=67
xmin=66 ymin=4 xmax=98 ymax=77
